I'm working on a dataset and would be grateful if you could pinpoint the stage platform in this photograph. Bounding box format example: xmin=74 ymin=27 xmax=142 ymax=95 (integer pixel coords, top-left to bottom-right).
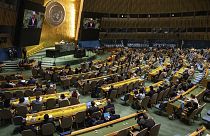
xmin=29 ymin=47 xmax=96 ymax=67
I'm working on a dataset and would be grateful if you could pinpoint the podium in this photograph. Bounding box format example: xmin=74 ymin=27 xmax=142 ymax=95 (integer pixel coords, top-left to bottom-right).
xmin=46 ymin=42 xmax=75 ymax=58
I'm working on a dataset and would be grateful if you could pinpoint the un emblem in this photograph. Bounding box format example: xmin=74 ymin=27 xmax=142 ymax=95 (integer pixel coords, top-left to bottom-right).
xmin=45 ymin=1 xmax=65 ymax=26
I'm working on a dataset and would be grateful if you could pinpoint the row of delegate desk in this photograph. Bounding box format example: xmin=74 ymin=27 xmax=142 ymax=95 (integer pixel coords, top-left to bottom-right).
xmin=100 ymin=77 xmax=144 ymax=93
xmin=26 ymin=99 xmax=107 ymax=126
xmin=10 ymin=92 xmax=71 ymax=106
xmin=69 ymin=111 xmax=145 ymax=136
xmin=78 ymin=64 xmax=150 ymax=87
xmin=172 ymin=67 xmax=187 ymax=83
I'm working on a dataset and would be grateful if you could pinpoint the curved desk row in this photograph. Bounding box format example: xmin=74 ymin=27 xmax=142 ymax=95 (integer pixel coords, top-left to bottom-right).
xmin=26 ymin=99 xmax=107 ymax=126
xmin=70 ymin=112 xmax=145 ymax=136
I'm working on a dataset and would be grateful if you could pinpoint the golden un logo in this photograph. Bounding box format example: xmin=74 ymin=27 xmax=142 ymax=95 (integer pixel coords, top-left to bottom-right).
xmin=45 ymin=1 xmax=65 ymax=26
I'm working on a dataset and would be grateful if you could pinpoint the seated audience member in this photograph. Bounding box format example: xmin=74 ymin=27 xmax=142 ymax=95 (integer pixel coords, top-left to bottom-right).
xmin=59 ymin=94 xmax=69 ymax=102
xmin=186 ymin=80 xmax=194 ymax=89
xmin=67 ymin=67 xmax=73 ymax=75
xmin=17 ymin=97 xmax=29 ymax=107
xmin=32 ymin=96 xmax=43 ymax=105
xmin=103 ymin=99 xmax=115 ymax=113
xmin=40 ymin=114 xmax=55 ymax=127
xmin=109 ymin=110 xmax=120 ymax=121
xmin=27 ymin=77 xmax=36 ymax=85
xmin=136 ymin=113 xmax=155 ymax=130
xmin=188 ymin=94 xmax=199 ymax=106
xmin=107 ymin=85 xmax=114 ymax=98
xmin=157 ymin=86 xmax=163 ymax=94
xmin=5 ymin=80 xmax=15 ymax=88
xmin=87 ymin=101 xmax=99 ymax=116
xmin=147 ymin=86 xmax=155 ymax=97
xmin=71 ymin=90 xmax=80 ymax=99
xmin=17 ymin=79 xmax=26 ymax=87
xmin=33 ymin=83 xmax=43 ymax=92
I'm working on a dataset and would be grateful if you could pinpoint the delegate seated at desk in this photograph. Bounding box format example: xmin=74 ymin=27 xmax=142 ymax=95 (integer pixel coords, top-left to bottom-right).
xmin=103 ymin=99 xmax=115 ymax=113
xmin=16 ymin=97 xmax=30 ymax=107
xmin=87 ymin=101 xmax=100 ymax=116
xmin=135 ymin=113 xmax=155 ymax=130
xmin=40 ymin=114 xmax=55 ymax=128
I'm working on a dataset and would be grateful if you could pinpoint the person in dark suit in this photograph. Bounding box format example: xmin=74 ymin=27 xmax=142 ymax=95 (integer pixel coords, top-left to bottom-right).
xmin=147 ymin=86 xmax=155 ymax=97
xmin=40 ymin=114 xmax=55 ymax=127
xmin=103 ymin=99 xmax=115 ymax=113
xmin=28 ymin=11 xmax=37 ymax=28
xmin=87 ymin=101 xmax=99 ymax=116
xmin=137 ymin=113 xmax=155 ymax=130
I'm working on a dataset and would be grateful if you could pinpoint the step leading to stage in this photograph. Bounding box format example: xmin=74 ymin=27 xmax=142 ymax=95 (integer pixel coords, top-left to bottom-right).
xmin=2 ymin=60 xmax=20 ymax=71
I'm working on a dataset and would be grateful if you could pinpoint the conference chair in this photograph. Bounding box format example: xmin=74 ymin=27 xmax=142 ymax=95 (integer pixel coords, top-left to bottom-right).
xmin=90 ymin=81 xmax=97 ymax=89
xmin=110 ymin=90 xmax=117 ymax=101
xmin=91 ymin=111 xmax=102 ymax=119
xmin=13 ymin=116 xmax=24 ymax=126
xmin=70 ymin=76 xmax=77 ymax=86
xmin=84 ymin=74 xmax=90 ymax=79
xmin=44 ymin=73 xmax=51 ymax=81
xmin=82 ymin=83 xmax=91 ymax=95
xmin=130 ymin=128 xmax=148 ymax=136
xmin=149 ymin=124 xmax=161 ymax=136
xmin=52 ymin=73 xmax=59 ymax=82
xmin=32 ymin=68 xmax=38 ymax=78
xmin=137 ymin=128 xmax=148 ymax=136
xmin=117 ymin=128 xmax=130 ymax=136
xmin=157 ymin=90 xmax=165 ymax=102
xmin=181 ymin=109 xmax=198 ymax=124
xmin=16 ymin=106 xmax=28 ymax=117
xmin=24 ymin=90 xmax=34 ymax=97
xmin=0 ymin=75 xmax=4 ymax=80
xmin=0 ymin=109 xmax=13 ymax=125
xmin=46 ymin=88 xmax=56 ymax=94
xmin=70 ymin=97 xmax=80 ymax=105
xmin=134 ymin=81 xmax=140 ymax=89
xmin=139 ymin=96 xmax=150 ymax=111
xmin=117 ymin=86 xmax=124 ymax=97
xmin=31 ymin=103 xmax=43 ymax=113
xmin=41 ymin=123 xmax=55 ymax=136
xmin=21 ymin=129 xmax=36 ymax=136
xmin=34 ymin=91 xmax=42 ymax=96
xmin=75 ymin=112 xmax=86 ymax=129
xmin=59 ymin=99 xmax=70 ymax=108
xmin=97 ymin=79 xmax=104 ymax=86
xmin=4 ymin=92 xmax=13 ymax=99
xmin=60 ymin=116 xmax=73 ymax=132
xmin=122 ymin=84 xmax=128 ymax=94
xmin=121 ymin=93 xmax=130 ymax=105
xmin=46 ymin=98 xmax=56 ymax=110
xmin=162 ymin=88 xmax=170 ymax=100
xmin=128 ymin=83 xmax=134 ymax=92
xmin=62 ymin=79 xmax=70 ymax=89
xmin=196 ymin=103 xmax=206 ymax=118
xmin=14 ymin=91 xmax=24 ymax=98
xmin=150 ymin=93 xmax=158 ymax=107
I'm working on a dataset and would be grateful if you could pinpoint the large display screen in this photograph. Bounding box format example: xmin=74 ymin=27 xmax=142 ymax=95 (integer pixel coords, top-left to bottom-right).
xmin=23 ymin=9 xmax=44 ymax=29
xmin=83 ymin=18 xmax=100 ymax=29
xmin=14 ymin=0 xmax=45 ymax=46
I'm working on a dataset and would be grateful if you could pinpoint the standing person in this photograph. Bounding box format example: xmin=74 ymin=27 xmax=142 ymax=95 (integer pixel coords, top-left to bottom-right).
xmin=22 ymin=48 xmax=27 ymax=60
xmin=28 ymin=11 xmax=38 ymax=28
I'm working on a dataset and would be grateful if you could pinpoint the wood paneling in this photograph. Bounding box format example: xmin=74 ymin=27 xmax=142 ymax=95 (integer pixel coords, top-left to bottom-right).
xmin=83 ymin=0 xmax=210 ymax=14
